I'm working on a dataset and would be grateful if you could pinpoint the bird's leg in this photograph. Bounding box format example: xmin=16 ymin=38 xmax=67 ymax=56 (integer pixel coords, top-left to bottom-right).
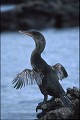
xmin=38 ymin=95 xmax=48 ymax=106
xmin=43 ymin=94 xmax=48 ymax=103
xmin=36 ymin=95 xmax=48 ymax=112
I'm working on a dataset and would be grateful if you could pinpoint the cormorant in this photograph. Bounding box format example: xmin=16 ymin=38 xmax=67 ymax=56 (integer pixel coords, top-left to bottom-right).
xmin=12 ymin=31 xmax=72 ymax=110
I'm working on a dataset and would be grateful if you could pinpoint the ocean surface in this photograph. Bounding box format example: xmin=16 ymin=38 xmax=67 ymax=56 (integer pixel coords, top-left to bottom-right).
xmin=1 ymin=28 xmax=79 ymax=120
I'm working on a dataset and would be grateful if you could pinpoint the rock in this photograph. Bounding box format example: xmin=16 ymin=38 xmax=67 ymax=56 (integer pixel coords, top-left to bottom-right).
xmin=37 ymin=87 xmax=79 ymax=119
xmin=67 ymin=87 xmax=79 ymax=98
xmin=39 ymin=108 xmax=73 ymax=120
xmin=1 ymin=0 xmax=79 ymax=31
xmin=36 ymin=98 xmax=64 ymax=112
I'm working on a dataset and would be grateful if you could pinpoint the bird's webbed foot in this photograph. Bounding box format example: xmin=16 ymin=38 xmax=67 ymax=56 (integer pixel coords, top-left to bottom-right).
xmin=38 ymin=101 xmax=46 ymax=106
xmin=36 ymin=101 xmax=46 ymax=112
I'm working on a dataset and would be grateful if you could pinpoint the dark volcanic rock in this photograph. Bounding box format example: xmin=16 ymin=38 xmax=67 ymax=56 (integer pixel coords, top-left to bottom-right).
xmin=1 ymin=0 xmax=79 ymax=31
xmin=37 ymin=87 xmax=79 ymax=119
xmin=39 ymin=108 xmax=73 ymax=120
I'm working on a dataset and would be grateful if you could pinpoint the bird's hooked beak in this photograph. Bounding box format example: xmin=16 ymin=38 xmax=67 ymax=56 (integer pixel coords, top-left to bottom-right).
xmin=19 ymin=30 xmax=33 ymax=37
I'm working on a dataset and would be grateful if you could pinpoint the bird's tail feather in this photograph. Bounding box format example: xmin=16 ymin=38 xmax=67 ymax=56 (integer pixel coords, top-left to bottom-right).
xmin=61 ymin=95 xmax=72 ymax=110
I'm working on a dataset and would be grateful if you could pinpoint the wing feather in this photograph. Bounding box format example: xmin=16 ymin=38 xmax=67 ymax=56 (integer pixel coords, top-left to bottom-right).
xmin=51 ymin=63 xmax=68 ymax=80
xmin=12 ymin=69 xmax=43 ymax=89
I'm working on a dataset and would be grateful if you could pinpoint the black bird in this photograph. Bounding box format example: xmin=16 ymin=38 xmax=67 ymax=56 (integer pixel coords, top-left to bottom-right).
xmin=12 ymin=31 xmax=72 ymax=110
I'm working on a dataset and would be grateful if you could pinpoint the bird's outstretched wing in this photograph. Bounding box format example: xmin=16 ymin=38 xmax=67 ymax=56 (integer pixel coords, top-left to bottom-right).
xmin=12 ymin=69 xmax=43 ymax=89
xmin=51 ymin=63 xmax=68 ymax=80
xmin=12 ymin=63 xmax=68 ymax=89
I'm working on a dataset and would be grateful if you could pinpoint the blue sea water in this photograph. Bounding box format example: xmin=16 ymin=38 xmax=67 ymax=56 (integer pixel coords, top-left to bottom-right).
xmin=1 ymin=28 xmax=79 ymax=119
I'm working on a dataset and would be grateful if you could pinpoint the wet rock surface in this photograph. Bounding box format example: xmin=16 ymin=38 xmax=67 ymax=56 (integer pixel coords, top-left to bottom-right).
xmin=37 ymin=87 xmax=79 ymax=119
xmin=1 ymin=0 xmax=79 ymax=31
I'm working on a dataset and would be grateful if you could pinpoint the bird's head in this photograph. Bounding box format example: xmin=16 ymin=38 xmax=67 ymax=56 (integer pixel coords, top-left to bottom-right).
xmin=19 ymin=30 xmax=46 ymax=46
xmin=19 ymin=30 xmax=46 ymax=53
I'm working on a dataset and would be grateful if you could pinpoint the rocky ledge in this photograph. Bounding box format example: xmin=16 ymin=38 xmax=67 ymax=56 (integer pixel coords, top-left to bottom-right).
xmin=1 ymin=0 xmax=79 ymax=31
xmin=37 ymin=87 xmax=79 ymax=119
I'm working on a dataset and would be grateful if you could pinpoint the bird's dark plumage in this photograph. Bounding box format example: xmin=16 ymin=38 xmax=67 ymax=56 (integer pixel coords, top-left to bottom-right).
xmin=12 ymin=30 xmax=72 ymax=110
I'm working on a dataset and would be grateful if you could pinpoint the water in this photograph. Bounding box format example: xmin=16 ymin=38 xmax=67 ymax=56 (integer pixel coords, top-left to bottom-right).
xmin=1 ymin=28 xmax=79 ymax=120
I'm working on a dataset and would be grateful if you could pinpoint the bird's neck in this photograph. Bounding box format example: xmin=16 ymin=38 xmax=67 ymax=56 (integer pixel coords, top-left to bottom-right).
xmin=31 ymin=42 xmax=45 ymax=68
xmin=35 ymin=41 xmax=45 ymax=54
